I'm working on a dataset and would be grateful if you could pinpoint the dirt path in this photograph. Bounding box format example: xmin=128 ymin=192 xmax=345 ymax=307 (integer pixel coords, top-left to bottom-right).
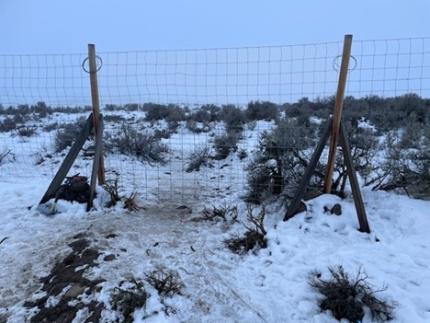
xmin=2 ymin=191 xmax=266 ymax=322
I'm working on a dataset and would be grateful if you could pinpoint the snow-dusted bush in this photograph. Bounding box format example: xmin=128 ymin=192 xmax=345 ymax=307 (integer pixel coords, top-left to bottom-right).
xmin=309 ymin=266 xmax=394 ymax=322
xmin=245 ymin=117 xmax=380 ymax=203
xmin=111 ymin=279 xmax=148 ymax=323
xmin=225 ymin=206 xmax=267 ymax=254
xmin=246 ymin=101 xmax=279 ymax=121
xmin=221 ymin=104 xmax=247 ymax=131
xmin=107 ymin=124 xmax=169 ymax=164
xmin=104 ymin=114 xmax=126 ymax=123
xmin=185 ymin=119 xmax=211 ymax=133
xmin=330 ymin=121 xmax=379 ymax=197
xmin=370 ymin=132 xmax=430 ymax=198
xmin=17 ymin=126 xmax=36 ymax=137
xmin=144 ymin=103 xmax=186 ymax=123
xmin=185 ymin=145 xmax=211 ymax=172
xmin=145 ymin=268 xmax=183 ymax=297
xmin=43 ymin=122 xmax=58 ymax=132
xmin=188 ymin=104 xmax=221 ymax=123
xmin=0 ymin=116 xmax=18 ymax=132
xmin=245 ymin=118 xmax=317 ymax=203
xmin=213 ymin=130 xmax=240 ymax=160
xmin=54 ymin=117 xmax=87 ymax=152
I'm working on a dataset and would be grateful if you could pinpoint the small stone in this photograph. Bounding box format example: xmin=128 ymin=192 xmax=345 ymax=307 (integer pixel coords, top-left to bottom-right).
xmin=63 ymin=283 xmax=86 ymax=298
xmin=331 ymin=204 xmax=342 ymax=216
xmin=103 ymin=254 xmax=116 ymax=261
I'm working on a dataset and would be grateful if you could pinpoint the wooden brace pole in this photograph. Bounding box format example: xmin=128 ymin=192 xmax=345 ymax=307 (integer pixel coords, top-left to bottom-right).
xmin=339 ymin=123 xmax=371 ymax=233
xmin=323 ymin=34 xmax=353 ymax=193
xmin=87 ymin=44 xmax=105 ymax=185
xmin=284 ymin=118 xmax=332 ymax=221
xmin=87 ymin=115 xmax=104 ymax=211
xmin=40 ymin=114 xmax=93 ymax=204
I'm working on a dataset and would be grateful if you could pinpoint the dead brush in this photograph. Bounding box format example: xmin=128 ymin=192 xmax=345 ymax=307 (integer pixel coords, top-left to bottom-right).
xmin=102 ymin=174 xmax=121 ymax=208
xmin=309 ymin=266 xmax=394 ymax=322
xmin=124 ymin=192 xmax=142 ymax=212
xmin=111 ymin=278 xmax=148 ymax=323
xmin=196 ymin=204 xmax=238 ymax=223
xmin=145 ymin=268 xmax=183 ymax=297
xmin=225 ymin=205 xmax=267 ymax=255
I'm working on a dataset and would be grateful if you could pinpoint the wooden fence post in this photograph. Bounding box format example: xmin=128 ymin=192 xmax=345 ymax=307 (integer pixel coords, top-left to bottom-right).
xmin=323 ymin=34 xmax=353 ymax=193
xmin=87 ymin=44 xmax=105 ymax=185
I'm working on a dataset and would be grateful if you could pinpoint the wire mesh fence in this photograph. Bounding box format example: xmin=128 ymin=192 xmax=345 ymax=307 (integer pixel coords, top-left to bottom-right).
xmin=0 ymin=37 xmax=429 ymax=204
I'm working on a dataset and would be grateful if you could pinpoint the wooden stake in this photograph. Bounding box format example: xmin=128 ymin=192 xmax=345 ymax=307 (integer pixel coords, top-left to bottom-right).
xmin=284 ymin=119 xmax=332 ymax=221
xmin=87 ymin=44 xmax=105 ymax=185
xmin=323 ymin=34 xmax=353 ymax=193
xmin=87 ymin=115 xmax=104 ymax=211
xmin=339 ymin=123 xmax=370 ymax=233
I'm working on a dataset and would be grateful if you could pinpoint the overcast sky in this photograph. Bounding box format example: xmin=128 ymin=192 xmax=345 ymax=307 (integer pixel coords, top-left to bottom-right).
xmin=0 ymin=0 xmax=429 ymax=54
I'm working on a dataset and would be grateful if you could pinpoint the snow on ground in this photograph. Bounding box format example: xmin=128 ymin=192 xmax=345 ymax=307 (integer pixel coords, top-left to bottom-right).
xmin=0 ymin=111 xmax=429 ymax=322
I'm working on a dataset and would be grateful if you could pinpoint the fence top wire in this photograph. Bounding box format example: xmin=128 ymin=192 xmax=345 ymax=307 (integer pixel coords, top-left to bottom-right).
xmin=0 ymin=37 xmax=429 ymax=108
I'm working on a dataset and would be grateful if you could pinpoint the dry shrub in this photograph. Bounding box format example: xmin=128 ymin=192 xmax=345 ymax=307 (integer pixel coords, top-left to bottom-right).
xmin=111 ymin=279 xmax=148 ymax=323
xmin=225 ymin=205 xmax=267 ymax=254
xmin=55 ymin=117 xmax=87 ymax=152
xmin=17 ymin=126 xmax=36 ymax=137
xmin=309 ymin=266 xmax=394 ymax=322
xmin=186 ymin=146 xmax=211 ymax=172
xmin=213 ymin=130 xmax=240 ymax=160
xmin=124 ymin=192 xmax=141 ymax=211
xmin=108 ymin=124 xmax=169 ymax=164
xmin=197 ymin=204 xmax=238 ymax=223
xmin=145 ymin=268 xmax=183 ymax=297
xmin=103 ymin=173 xmax=121 ymax=208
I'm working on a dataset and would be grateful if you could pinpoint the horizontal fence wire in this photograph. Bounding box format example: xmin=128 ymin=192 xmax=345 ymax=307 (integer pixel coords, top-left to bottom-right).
xmin=0 ymin=37 xmax=429 ymax=205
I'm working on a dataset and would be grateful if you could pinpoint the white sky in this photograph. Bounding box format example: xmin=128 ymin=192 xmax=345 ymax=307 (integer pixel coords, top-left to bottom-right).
xmin=0 ymin=0 xmax=429 ymax=54
xmin=0 ymin=1 xmax=429 ymax=106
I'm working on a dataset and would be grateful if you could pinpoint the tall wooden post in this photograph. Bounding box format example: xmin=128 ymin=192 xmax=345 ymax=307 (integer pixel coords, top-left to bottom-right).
xmin=87 ymin=44 xmax=105 ymax=185
xmin=323 ymin=34 xmax=353 ymax=193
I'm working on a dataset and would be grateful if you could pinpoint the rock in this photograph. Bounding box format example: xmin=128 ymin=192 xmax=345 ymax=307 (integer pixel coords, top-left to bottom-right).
xmin=331 ymin=204 xmax=342 ymax=216
xmin=63 ymin=283 xmax=86 ymax=298
xmin=103 ymin=254 xmax=116 ymax=261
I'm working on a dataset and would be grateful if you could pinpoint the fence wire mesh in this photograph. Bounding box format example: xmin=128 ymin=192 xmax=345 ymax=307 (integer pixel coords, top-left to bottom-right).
xmin=0 ymin=37 xmax=429 ymax=204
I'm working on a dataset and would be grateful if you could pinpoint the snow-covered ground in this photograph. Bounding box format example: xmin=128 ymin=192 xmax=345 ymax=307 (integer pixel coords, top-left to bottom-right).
xmin=0 ymin=111 xmax=429 ymax=322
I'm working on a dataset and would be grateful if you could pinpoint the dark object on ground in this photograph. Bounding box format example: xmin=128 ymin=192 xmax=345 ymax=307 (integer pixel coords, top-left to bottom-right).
xmin=331 ymin=204 xmax=342 ymax=215
xmin=324 ymin=203 xmax=342 ymax=216
xmin=54 ymin=174 xmax=94 ymax=204
xmin=309 ymin=265 xmax=394 ymax=322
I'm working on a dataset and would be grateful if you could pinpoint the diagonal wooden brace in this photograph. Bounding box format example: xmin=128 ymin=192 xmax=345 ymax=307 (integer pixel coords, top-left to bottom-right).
xmin=339 ymin=122 xmax=370 ymax=233
xmin=284 ymin=119 xmax=332 ymax=221
xmin=87 ymin=114 xmax=104 ymax=211
xmin=39 ymin=114 xmax=93 ymax=204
